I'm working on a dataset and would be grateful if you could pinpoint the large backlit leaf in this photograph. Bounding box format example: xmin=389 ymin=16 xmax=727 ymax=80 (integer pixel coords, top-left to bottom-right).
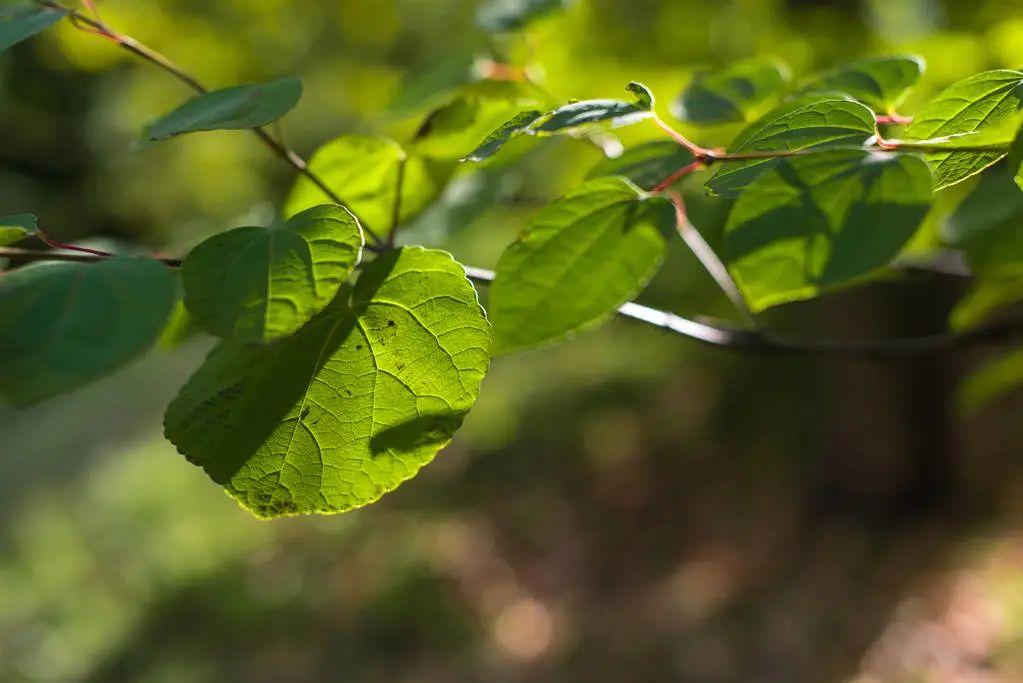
xmin=286 ymin=135 xmax=454 ymax=231
xmin=413 ymin=81 xmax=545 ymax=161
xmin=906 ymin=70 xmax=1023 ymax=190
xmin=181 ymin=205 xmax=364 ymax=345
xmin=477 ymin=0 xmax=569 ymax=32
xmin=724 ymin=149 xmax=933 ymax=311
xmin=800 ymin=55 xmax=924 ymax=113
xmin=489 ymin=177 xmax=671 ymax=353
xmin=945 ymin=164 xmax=1023 ymax=277
xmin=144 ymin=77 xmax=302 ymax=141
xmin=165 ymin=247 xmax=491 ymax=518
xmin=0 ymin=257 xmax=177 ymax=405
xmin=585 ymin=141 xmax=695 ymax=190
xmin=0 ymin=213 xmax=36 ymax=246
xmin=706 ymin=95 xmax=876 ymax=198
xmin=0 ymin=4 xmax=66 ymax=54
xmin=672 ymin=58 xmax=790 ymax=125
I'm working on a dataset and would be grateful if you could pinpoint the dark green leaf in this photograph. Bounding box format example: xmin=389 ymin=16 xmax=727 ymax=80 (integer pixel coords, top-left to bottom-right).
xmin=181 ymin=205 xmax=363 ymax=344
xmin=725 ymin=149 xmax=933 ymax=311
xmin=477 ymin=0 xmax=568 ymax=32
xmin=489 ymin=177 xmax=670 ymax=353
xmin=945 ymin=164 xmax=1023 ymax=277
xmin=800 ymin=55 xmax=924 ymax=113
xmin=672 ymin=58 xmax=790 ymax=125
xmin=413 ymin=81 xmax=545 ymax=161
xmin=462 ymin=110 xmax=544 ymax=162
xmin=706 ymin=95 xmax=876 ymax=198
xmin=286 ymin=135 xmax=454 ymax=230
xmin=959 ymin=347 xmax=1023 ymax=415
xmin=144 ymin=77 xmax=302 ymax=141
xmin=906 ymin=70 xmax=1023 ymax=190
xmin=0 ymin=257 xmax=177 ymax=405
xmin=531 ymin=81 xmax=654 ymax=134
xmin=1010 ymin=125 xmax=1023 ymax=191
xmin=585 ymin=141 xmax=694 ymax=190
xmin=950 ymin=276 xmax=1023 ymax=331
xmin=165 ymin=247 xmax=491 ymax=518
xmin=0 ymin=213 xmax=36 ymax=246
xmin=0 ymin=4 xmax=66 ymax=54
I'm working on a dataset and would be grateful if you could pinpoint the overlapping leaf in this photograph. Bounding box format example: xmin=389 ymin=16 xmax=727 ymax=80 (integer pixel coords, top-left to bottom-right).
xmin=906 ymin=70 xmax=1023 ymax=190
xmin=724 ymin=149 xmax=933 ymax=311
xmin=144 ymin=77 xmax=303 ymax=141
xmin=0 ymin=213 xmax=36 ymax=246
xmin=0 ymin=257 xmax=177 ymax=405
xmin=489 ymin=177 xmax=671 ymax=353
xmin=286 ymin=135 xmax=453 ymax=231
xmin=800 ymin=56 xmax=923 ymax=113
xmin=165 ymin=247 xmax=492 ymax=518
xmin=586 ymin=141 xmax=695 ymax=190
xmin=706 ymin=95 xmax=877 ymax=197
xmin=464 ymin=83 xmax=655 ymax=162
xmin=672 ymin=58 xmax=790 ymax=125
xmin=945 ymin=164 xmax=1023 ymax=277
xmin=0 ymin=4 xmax=66 ymax=54
xmin=181 ymin=205 xmax=363 ymax=345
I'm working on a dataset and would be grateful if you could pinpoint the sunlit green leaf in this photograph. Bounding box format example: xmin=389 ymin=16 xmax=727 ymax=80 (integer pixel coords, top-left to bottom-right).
xmin=945 ymin=164 xmax=1023 ymax=277
xmin=489 ymin=177 xmax=671 ymax=353
xmin=165 ymin=247 xmax=491 ymax=518
xmin=413 ymin=81 xmax=545 ymax=161
xmin=950 ymin=276 xmax=1023 ymax=331
xmin=800 ymin=55 xmax=924 ymax=113
xmin=706 ymin=96 xmax=876 ymax=198
xmin=1010 ymin=125 xmax=1023 ymax=191
xmin=0 ymin=257 xmax=177 ymax=405
xmin=181 ymin=205 xmax=363 ymax=345
xmin=959 ymin=347 xmax=1023 ymax=415
xmin=477 ymin=0 xmax=569 ymax=32
xmin=531 ymin=82 xmax=654 ymax=134
xmin=0 ymin=213 xmax=36 ymax=246
xmin=906 ymin=70 xmax=1023 ymax=190
xmin=725 ymin=149 xmax=933 ymax=311
xmin=286 ymin=135 xmax=454 ymax=231
xmin=143 ymin=77 xmax=302 ymax=141
xmin=672 ymin=58 xmax=790 ymax=125
xmin=462 ymin=110 xmax=544 ymax=162
xmin=586 ymin=141 xmax=695 ymax=190
xmin=0 ymin=4 xmax=66 ymax=54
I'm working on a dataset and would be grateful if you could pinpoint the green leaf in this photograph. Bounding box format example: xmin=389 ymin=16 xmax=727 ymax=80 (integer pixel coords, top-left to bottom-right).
xmin=0 ymin=257 xmax=177 ymax=405
xmin=477 ymin=0 xmax=568 ymax=32
xmin=906 ymin=70 xmax=1023 ymax=190
xmin=1010 ymin=125 xmax=1023 ymax=191
xmin=950 ymin=276 xmax=1023 ymax=331
xmin=165 ymin=247 xmax=491 ymax=518
xmin=706 ymin=95 xmax=877 ymax=198
xmin=799 ymin=55 xmax=924 ymax=113
xmin=0 ymin=213 xmax=36 ymax=246
xmin=724 ymin=149 xmax=933 ymax=311
xmin=672 ymin=58 xmax=791 ymax=125
xmin=0 ymin=4 xmax=66 ymax=54
xmin=412 ymin=81 xmax=545 ymax=161
xmin=945 ymin=164 xmax=1023 ymax=277
xmin=489 ymin=177 xmax=670 ymax=353
xmin=959 ymin=347 xmax=1023 ymax=415
xmin=585 ymin=141 xmax=694 ymax=190
xmin=462 ymin=110 xmax=544 ymax=162
xmin=143 ymin=77 xmax=302 ymax=141
xmin=286 ymin=135 xmax=454 ymax=231
xmin=463 ymin=82 xmax=654 ymax=162
xmin=181 ymin=205 xmax=363 ymax=345
xmin=531 ymin=82 xmax=654 ymax=135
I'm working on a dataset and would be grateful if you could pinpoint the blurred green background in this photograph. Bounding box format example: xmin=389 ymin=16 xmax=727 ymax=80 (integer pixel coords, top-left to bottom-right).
xmin=4 ymin=0 xmax=1023 ymax=681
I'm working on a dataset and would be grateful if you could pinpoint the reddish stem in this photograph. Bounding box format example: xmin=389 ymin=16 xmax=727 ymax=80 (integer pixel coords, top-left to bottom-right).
xmin=653 ymin=117 xmax=714 ymax=158
xmin=38 ymin=231 xmax=116 ymax=258
xmin=652 ymin=160 xmax=705 ymax=193
xmin=876 ymin=113 xmax=913 ymax=126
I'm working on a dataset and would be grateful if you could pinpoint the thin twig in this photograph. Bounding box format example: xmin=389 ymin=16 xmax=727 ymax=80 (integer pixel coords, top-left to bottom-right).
xmin=387 ymin=157 xmax=407 ymax=247
xmin=460 ymin=266 xmax=1023 ymax=359
xmin=34 ymin=0 xmax=385 ymax=248
xmin=0 ymin=246 xmax=181 ymax=267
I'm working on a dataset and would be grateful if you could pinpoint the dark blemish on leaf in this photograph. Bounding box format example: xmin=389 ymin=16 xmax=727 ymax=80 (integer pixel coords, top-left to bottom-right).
xmin=300 ymin=406 xmax=311 ymax=420
xmin=387 ymin=320 xmax=396 ymax=327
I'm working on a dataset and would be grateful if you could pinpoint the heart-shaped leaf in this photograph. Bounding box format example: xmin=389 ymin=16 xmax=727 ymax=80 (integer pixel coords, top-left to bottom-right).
xmin=181 ymin=204 xmax=364 ymax=344
xmin=672 ymin=58 xmax=790 ymax=125
xmin=800 ymin=55 xmax=924 ymax=113
xmin=165 ymin=247 xmax=492 ymax=518
xmin=585 ymin=141 xmax=695 ymax=190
